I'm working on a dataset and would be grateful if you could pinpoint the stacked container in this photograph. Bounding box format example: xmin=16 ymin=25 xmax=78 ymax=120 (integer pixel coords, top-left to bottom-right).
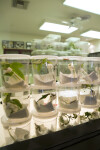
xmin=0 ymin=54 xmax=31 ymax=143
xmin=57 ymin=56 xmax=81 ymax=130
xmin=78 ymin=57 xmax=100 ymax=123
xmin=31 ymin=56 xmax=58 ymax=137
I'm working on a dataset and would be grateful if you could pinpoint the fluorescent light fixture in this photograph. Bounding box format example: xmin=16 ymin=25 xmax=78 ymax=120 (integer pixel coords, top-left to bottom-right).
xmin=40 ymin=22 xmax=78 ymax=34
xmin=63 ymin=0 xmax=100 ymax=15
xmin=81 ymin=30 xmax=100 ymax=39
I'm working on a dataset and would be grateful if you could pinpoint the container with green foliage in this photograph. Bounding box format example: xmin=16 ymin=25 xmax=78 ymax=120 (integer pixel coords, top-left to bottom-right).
xmin=0 ymin=54 xmax=30 ymax=89
xmin=58 ymin=110 xmax=80 ymax=130
xmin=32 ymin=87 xmax=57 ymax=114
xmin=79 ymin=84 xmax=99 ymax=108
xmin=58 ymin=56 xmax=81 ymax=85
xmin=80 ymin=108 xmax=99 ymax=124
xmin=79 ymin=57 xmax=99 ymax=84
xmin=1 ymin=87 xmax=31 ymax=124
xmin=33 ymin=111 xmax=57 ymax=137
xmin=31 ymin=55 xmax=57 ymax=87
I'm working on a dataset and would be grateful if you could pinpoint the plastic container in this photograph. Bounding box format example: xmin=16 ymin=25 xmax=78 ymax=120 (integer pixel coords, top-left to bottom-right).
xmin=79 ymin=84 xmax=99 ymax=108
xmin=33 ymin=111 xmax=57 ymax=137
xmin=58 ymin=56 xmax=81 ymax=85
xmin=31 ymin=55 xmax=57 ymax=88
xmin=78 ymin=57 xmax=100 ymax=84
xmin=58 ymin=85 xmax=80 ymax=112
xmin=58 ymin=109 xmax=80 ymax=130
xmin=0 ymin=54 xmax=30 ymax=90
xmin=32 ymin=86 xmax=57 ymax=114
xmin=80 ymin=107 xmax=99 ymax=124
xmin=3 ymin=121 xmax=31 ymax=146
xmin=0 ymin=87 xmax=31 ymax=125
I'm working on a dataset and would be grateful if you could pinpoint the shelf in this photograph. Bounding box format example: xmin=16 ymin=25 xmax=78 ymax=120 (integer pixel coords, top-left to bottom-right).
xmin=3 ymin=48 xmax=33 ymax=55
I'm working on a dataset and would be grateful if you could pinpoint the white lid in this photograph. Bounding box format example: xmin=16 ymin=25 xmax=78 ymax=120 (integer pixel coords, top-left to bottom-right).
xmin=32 ymin=110 xmax=58 ymax=119
xmin=0 ymin=86 xmax=30 ymax=93
xmin=80 ymin=57 xmax=100 ymax=62
xmin=57 ymin=82 xmax=80 ymax=88
xmin=58 ymin=56 xmax=82 ymax=61
xmin=31 ymin=55 xmax=58 ymax=60
xmin=58 ymin=106 xmax=81 ymax=114
xmin=0 ymin=54 xmax=30 ymax=60
xmin=81 ymin=103 xmax=99 ymax=109
xmin=31 ymin=84 xmax=56 ymax=90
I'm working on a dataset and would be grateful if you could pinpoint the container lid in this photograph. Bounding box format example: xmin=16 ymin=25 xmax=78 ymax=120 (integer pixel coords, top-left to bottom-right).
xmin=0 ymin=86 xmax=30 ymax=93
xmin=31 ymin=84 xmax=57 ymax=90
xmin=58 ymin=106 xmax=81 ymax=114
xmin=0 ymin=54 xmax=30 ymax=60
xmin=79 ymin=57 xmax=100 ymax=62
xmin=57 ymin=82 xmax=80 ymax=88
xmin=81 ymin=103 xmax=99 ymax=109
xmin=31 ymin=55 xmax=58 ymax=60
xmin=32 ymin=110 xmax=58 ymax=119
xmin=58 ymin=56 xmax=82 ymax=61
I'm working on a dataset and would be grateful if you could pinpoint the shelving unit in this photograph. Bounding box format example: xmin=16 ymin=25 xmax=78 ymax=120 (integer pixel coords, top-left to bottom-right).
xmin=3 ymin=48 xmax=32 ymax=55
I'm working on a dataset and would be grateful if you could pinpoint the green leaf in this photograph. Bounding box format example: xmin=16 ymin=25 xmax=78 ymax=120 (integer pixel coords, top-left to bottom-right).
xmin=85 ymin=112 xmax=92 ymax=117
xmin=81 ymin=64 xmax=84 ymax=68
xmin=9 ymin=99 xmax=22 ymax=108
xmin=81 ymin=84 xmax=93 ymax=89
xmin=59 ymin=116 xmax=65 ymax=124
xmin=10 ymin=63 xmax=25 ymax=80
xmin=37 ymin=93 xmax=50 ymax=103
xmin=98 ymin=107 xmax=100 ymax=112
xmin=73 ymin=114 xmax=77 ymax=119
xmin=3 ymin=93 xmax=11 ymax=103
xmin=35 ymin=124 xmax=41 ymax=131
xmin=1 ymin=62 xmax=10 ymax=69
xmin=10 ymin=62 xmax=23 ymax=68
xmin=32 ymin=58 xmax=52 ymax=73
xmin=4 ymin=72 xmax=14 ymax=76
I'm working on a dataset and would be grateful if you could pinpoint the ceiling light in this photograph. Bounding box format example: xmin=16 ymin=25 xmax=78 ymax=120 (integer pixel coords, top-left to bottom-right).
xmin=81 ymin=30 xmax=100 ymax=39
xmin=39 ymin=22 xmax=78 ymax=34
xmin=63 ymin=0 xmax=100 ymax=15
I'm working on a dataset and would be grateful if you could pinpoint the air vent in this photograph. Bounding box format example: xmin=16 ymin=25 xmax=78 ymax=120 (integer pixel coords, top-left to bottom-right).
xmin=12 ymin=0 xmax=29 ymax=9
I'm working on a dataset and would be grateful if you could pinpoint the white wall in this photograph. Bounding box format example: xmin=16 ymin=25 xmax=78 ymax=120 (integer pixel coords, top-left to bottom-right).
xmin=0 ymin=32 xmax=42 ymax=54
xmin=91 ymin=39 xmax=100 ymax=52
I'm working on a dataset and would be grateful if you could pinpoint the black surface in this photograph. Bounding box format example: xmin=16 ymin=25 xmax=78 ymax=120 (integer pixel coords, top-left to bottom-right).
xmin=1 ymin=119 xmax=100 ymax=150
xmin=88 ymin=52 xmax=100 ymax=57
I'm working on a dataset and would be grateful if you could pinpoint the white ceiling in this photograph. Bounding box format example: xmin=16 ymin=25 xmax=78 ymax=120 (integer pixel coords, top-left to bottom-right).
xmin=0 ymin=0 xmax=100 ymax=41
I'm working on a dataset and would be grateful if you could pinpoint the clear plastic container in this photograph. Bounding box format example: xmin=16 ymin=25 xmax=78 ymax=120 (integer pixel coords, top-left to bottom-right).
xmin=58 ymin=109 xmax=80 ymax=130
xmin=32 ymin=86 xmax=57 ymax=114
xmin=78 ymin=57 xmax=100 ymax=84
xmin=0 ymin=54 xmax=30 ymax=90
xmin=58 ymin=85 xmax=80 ymax=112
xmin=58 ymin=56 xmax=81 ymax=85
xmin=31 ymin=55 xmax=57 ymax=88
xmin=33 ymin=112 xmax=57 ymax=137
xmin=3 ymin=121 xmax=31 ymax=146
xmin=0 ymin=87 xmax=31 ymax=125
xmin=79 ymin=84 xmax=99 ymax=108
xmin=80 ymin=107 xmax=99 ymax=124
